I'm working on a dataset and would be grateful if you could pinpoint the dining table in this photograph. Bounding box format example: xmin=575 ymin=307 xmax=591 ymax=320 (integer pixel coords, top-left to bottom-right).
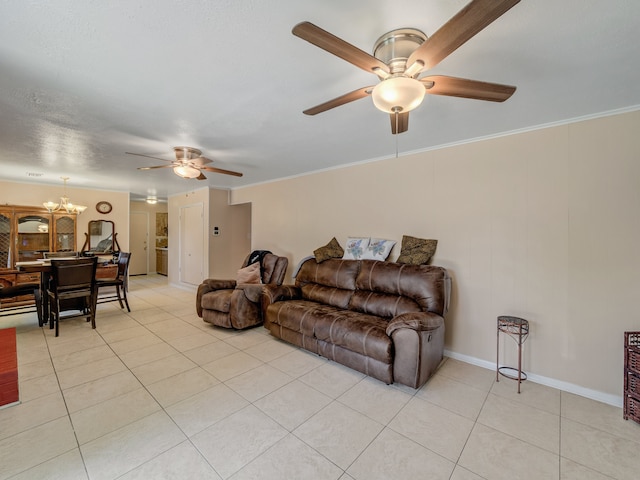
xmin=15 ymin=258 xmax=118 ymax=326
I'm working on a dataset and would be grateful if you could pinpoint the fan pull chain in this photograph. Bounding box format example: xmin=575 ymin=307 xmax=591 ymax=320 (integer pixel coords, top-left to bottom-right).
xmin=395 ymin=110 xmax=399 ymax=158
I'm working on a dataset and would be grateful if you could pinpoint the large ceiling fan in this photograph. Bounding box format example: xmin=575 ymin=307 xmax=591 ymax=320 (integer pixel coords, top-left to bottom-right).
xmin=127 ymin=146 xmax=243 ymax=180
xmin=293 ymin=0 xmax=520 ymax=134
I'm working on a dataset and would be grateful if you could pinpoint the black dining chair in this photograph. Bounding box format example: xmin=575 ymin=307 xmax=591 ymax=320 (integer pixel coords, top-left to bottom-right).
xmin=46 ymin=257 xmax=98 ymax=337
xmin=0 ymin=283 xmax=41 ymax=321
xmin=97 ymin=252 xmax=131 ymax=312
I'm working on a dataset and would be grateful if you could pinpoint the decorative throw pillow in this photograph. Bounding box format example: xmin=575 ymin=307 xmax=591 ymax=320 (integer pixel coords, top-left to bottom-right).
xmin=396 ymin=235 xmax=438 ymax=265
xmin=236 ymin=262 xmax=261 ymax=284
xmin=314 ymin=237 xmax=344 ymax=263
xmin=342 ymin=237 xmax=370 ymax=260
xmin=361 ymin=238 xmax=396 ymax=261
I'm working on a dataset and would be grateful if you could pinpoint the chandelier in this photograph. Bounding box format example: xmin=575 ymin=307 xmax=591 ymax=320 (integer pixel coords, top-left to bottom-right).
xmin=43 ymin=177 xmax=87 ymax=214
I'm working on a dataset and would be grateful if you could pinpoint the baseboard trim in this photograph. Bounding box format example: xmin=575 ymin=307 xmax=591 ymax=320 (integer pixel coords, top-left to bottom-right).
xmin=444 ymin=349 xmax=623 ymax=408
xmin=0 ymin=400 xmax=20 ymax=410
xmin=170 ymin=282 xmax=197 ymax=292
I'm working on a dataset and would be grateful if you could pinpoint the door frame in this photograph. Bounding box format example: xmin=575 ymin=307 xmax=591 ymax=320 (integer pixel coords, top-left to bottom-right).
xmin=129 ymin=210 xmax=149 ymax=275
xmin=178 ymin=202 xmax=204 ymax=285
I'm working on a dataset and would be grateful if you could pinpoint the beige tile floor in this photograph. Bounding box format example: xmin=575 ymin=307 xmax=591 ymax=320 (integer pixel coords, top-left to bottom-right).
xmin=1 ymin=274 xmax=639 ymax=479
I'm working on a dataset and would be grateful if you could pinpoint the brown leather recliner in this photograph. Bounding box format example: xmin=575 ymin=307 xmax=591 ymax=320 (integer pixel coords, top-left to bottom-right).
xmin=196 ymin=252 xmax=288 ymax=329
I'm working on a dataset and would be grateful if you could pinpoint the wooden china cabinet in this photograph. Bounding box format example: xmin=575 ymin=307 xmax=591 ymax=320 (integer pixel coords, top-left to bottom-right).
xmin=0 ymin=205 xmax=77 ymax=309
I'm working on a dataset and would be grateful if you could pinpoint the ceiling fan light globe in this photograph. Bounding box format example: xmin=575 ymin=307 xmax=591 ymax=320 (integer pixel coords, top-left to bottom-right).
xmin=372 ymin=76 xmax=425 ymax=113
xmin=174 ymin=165 xmax=201 ymax=178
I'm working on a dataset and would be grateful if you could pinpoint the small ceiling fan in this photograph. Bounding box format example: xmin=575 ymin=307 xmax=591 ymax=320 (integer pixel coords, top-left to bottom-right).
xmin=293 ymin=0 xmax=520 ymax=134
xmin=127 ymin=146 xmax=243 ymax=180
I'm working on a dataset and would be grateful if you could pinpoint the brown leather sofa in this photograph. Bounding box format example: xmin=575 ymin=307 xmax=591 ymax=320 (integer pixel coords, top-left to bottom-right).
xmin=262 ymin=258 xmax=450 ymax=389
xmin=196 ymin=253 xmax=288 ymax=329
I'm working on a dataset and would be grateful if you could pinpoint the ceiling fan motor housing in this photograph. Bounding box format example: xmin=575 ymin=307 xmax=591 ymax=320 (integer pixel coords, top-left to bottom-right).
xmin=373 ymin=28 xmax=427 ymax=75
xmin=174 ymin=146 xmax=202 ymax=161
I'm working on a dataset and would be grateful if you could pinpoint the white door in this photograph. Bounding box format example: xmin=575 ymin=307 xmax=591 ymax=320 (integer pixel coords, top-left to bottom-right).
xmin=129 ymin=211 xmax=149 ymax=275
xmin=179 ymin=203 xmax=203 ymax=285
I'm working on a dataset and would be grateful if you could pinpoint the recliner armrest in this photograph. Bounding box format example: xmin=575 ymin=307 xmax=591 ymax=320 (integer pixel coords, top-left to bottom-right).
xmin=386 ymin=312 xmax=444 ymax=336
xmin=196 ymin=279 xmax=237 ymax=317
xmin=235 ymin=284 xmax=265 ymax=303
xmin=203 ymin=279 xmax=237 ymax=291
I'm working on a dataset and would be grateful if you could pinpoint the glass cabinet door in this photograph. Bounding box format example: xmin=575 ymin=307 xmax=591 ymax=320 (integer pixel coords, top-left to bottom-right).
xmin=0 ymin=212 xmax=11 ymax=269
xmin=17 ymin=214 xmax=50 ymax=262
xmin=54 ymin=214 xmax=76 ymax=252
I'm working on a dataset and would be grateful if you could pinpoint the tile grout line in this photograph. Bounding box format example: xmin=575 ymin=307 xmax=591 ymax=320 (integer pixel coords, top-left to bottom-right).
xmin=42 ymin=318 xmax=92 ymax=480
xmin=9 ymin=276 xmax=636 ymax=480
xmin=449 ymin=376 xmax=494 ymax=478
xmin=558 ymin=391 xmax=562 ymax=480
xmin=92 ymin=306 xmax=239 ymax=479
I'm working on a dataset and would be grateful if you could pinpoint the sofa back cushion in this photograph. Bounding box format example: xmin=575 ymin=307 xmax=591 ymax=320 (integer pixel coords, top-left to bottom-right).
xmin=296 ymin=258 xmax=359 ymax=290
xmin=301 ymin=284 xmax=354 ymax=309
xmin=353 ymin=260 xmax=448 ymax=316
xmin=296 ymin=258 xmax=359 ymax=308
xmin=349 ymin=290 xmax=421 ymax=318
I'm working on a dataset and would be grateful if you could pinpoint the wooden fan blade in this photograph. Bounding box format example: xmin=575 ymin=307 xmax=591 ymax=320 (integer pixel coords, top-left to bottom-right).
xmin=293 ymin=22 xmax=389 ymax=75
xmin=137 ymin=164 xmax=175 ymax=170
xmin=390 ymin=112 xmax=409 ymax=135
xmin=421 ymin=75 xmax=516 ymax=102
xmin=303 ymin=86 xmax=374 ymax=115
xmin=407 ymin=0 xmax=520 ymax=71
xmin=126 ymin=152 xmax=173 ymax=163
xmin=200 ymin=166 xmax=243 ymax=177
xmin=196 ymin=172 xmax=207 ymax=180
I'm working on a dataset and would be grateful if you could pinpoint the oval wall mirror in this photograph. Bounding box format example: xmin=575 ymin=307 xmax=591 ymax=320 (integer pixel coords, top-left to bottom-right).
xmin=87 ymin=220 xmax=115 ymax=252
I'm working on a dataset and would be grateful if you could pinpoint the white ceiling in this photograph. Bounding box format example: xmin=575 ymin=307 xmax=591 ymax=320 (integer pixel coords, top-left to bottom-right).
xmin=0 ymin=0 xmax=639 ymax=201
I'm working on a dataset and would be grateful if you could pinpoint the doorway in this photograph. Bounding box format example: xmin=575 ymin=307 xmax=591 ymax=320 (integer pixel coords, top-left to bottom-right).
xmin=179 ymin=203 xmax=204 ymax=285
xmin=129 ymin=211 xmax=149 ymax=275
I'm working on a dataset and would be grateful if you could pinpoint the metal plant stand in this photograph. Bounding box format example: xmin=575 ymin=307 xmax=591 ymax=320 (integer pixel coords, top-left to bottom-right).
xmin=496 ymin=315 xmax=529 ymax=393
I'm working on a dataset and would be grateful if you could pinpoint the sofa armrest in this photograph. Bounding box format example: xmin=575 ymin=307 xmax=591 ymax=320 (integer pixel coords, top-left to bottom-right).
xmin=386 ymin=312 xmax=444 ymax=336
xmin=196 ymin=279 xmax=237 ymax=317
xmin=388 ymin=312 xmax=445 ymax=389
xmin=261 ymin=284 xmax=301 ymax=309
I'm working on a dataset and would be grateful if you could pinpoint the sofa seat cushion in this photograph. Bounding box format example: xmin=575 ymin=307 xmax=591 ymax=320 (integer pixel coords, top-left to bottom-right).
xmin=201 ymin=289 xmax=233 ymax=313
xmin=266 ymin=299 xmax=392 ymax=364
xmin=267 ymin=299 xmax=338 ymax=337
xmin=313 ymin=310 xmax=392 ymax=364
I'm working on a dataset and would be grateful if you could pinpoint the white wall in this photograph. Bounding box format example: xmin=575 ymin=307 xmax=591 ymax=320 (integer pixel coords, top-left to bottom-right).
xmin=230 ymin=109 xmax=640 ymax=404
xmin=208 ymin=189 xmax=251 ymax=279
